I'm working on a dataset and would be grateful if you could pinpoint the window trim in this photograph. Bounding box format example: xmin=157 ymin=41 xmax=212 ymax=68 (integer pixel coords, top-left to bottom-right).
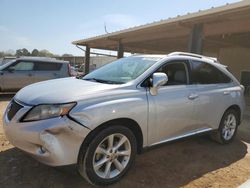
xmin=158 ymin=61 xmax=189 ymax=86
xmin=140 ymin=59 xmax=191 ymax=87
xmin=4 ymin=60 xmax=35 ymax=71
xmin=33 ymin=61 xmax=62 ymax=71
xmin=3 ymin=60 xmax=63 ymax=72
xmin=189 ymin=60 xmax=232 ymax=85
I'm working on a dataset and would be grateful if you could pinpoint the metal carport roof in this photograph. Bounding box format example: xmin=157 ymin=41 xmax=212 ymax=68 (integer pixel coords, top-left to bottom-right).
xmin=72 ymin=1 xmax=250 ymax=54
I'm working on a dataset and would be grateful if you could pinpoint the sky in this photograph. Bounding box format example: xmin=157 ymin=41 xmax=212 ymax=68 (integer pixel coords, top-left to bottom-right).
xmin=0 ymin=0 xmax=241 ymax=56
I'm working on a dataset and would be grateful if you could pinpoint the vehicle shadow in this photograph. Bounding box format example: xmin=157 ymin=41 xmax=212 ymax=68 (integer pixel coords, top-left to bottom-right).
xmin=0 ymin=135 xmax=248 ymax=188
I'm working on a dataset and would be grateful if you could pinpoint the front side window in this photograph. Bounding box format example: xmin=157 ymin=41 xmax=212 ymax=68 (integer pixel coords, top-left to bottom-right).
xmin=156 ymin=61 xmax=188 ymax=86
xmin=13 ymin=61 xmax=34 ymax=71
xmin=83 ymin=56 xmax=161 ymax=84
xmin=191 ymin=61 xmax=231 ymax=84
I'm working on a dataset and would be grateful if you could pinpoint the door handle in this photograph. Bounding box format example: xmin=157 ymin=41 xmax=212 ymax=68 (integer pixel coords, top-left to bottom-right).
xmin=28 ymin=73 xmax=33 ymax=77
xmin=188 ymin=93 xmax=199 ymax=100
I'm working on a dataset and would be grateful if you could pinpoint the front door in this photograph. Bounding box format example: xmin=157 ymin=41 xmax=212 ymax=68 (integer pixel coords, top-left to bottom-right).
xmin=2 ymin=61 xmax=35 ymax=91
xmin=147 ymin=60 xmax=199 ymax=145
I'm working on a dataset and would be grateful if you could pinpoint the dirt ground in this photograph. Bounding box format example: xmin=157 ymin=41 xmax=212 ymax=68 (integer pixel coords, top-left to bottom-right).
xmin=0 ymin=94 xmax=250 ymax=188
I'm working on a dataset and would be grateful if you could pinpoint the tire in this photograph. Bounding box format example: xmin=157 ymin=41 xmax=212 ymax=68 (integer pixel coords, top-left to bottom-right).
xmin=77 ymin=125 xmax=137 ymax=186
xmin=211 ymin=109 xmax=239 ymax=144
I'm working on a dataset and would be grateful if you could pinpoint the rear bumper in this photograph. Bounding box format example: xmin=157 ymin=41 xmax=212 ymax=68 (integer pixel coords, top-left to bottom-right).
xmin=3 ymin=100 xmax=90 ymax=166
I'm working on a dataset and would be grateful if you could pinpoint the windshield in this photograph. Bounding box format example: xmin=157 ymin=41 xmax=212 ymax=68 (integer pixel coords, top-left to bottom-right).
xmin=83 ymin=56 xmax=160 ymax=84
xmin=0 ymin=59 xmax=16 ymax=70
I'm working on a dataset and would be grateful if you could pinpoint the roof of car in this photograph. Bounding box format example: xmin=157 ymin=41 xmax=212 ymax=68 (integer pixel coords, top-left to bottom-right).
xmin=134 ymin=52 xmax=217 ymax=62
xmin=133 ymin=54 xmax=165 ymax=58
xmin=3 ymin=57 xmax=16 ymax=59
xmin=133 ymin=52 xmax=228 ymax=70
xmin=16 ymin=56 xmax=69 ymax=63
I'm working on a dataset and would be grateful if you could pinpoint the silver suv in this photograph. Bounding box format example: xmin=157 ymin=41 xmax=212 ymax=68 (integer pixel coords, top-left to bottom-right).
xmin=3 ymin=52 xmax=245 ymax=185
xmin=0 ymin=57 xmax=72 ymax=92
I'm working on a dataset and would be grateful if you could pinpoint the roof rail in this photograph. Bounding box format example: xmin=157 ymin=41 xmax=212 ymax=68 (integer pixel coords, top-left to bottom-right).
xmin=168 ymin=52 xmax=218 ymax=62
xmin=17 ymin=56 xmax=57 ymax=60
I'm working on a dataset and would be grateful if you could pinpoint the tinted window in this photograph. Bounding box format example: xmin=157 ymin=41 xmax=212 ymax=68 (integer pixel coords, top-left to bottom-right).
xmin=34 ymin=62 xmax=62 ymax=71
xmin=191 ymin=61 xmax=231 ymax=84
xmin=14 ymin=61 xmax=34 ymax=71
xmin=157 ymin=61 xmax=188 ymax=85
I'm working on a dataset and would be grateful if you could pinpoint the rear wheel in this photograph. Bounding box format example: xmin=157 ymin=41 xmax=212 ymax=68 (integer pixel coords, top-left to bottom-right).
xmin=77 ymin=125 xmax=137 ymax=186
xmin=211 ymin=109 xmax=239 ymax=144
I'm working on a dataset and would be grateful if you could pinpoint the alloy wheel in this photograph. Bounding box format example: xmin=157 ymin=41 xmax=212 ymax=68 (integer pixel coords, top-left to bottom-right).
xmin=92 ymin=133 xmax=131 ymax=179
xmin=222 ymin=113 xmax=237 ymax=140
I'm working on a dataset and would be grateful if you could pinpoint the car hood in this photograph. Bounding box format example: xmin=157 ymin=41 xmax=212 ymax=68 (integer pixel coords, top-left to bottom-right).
xmin=15 ymin=77 xmax=122 ymax=105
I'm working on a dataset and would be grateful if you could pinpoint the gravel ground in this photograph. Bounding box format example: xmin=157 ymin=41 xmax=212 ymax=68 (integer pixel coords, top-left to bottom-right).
xmin=0 ymin=94 xmax=250 ymax=188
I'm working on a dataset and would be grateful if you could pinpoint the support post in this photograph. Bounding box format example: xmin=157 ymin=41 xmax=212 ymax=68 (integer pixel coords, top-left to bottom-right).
xmin=117 ymin=41 xmax=124 ymax=59
xmin=84 ymin=45 xmax=90 ymax=74
xmin=188 ymin=24 xmax=203 ymax=54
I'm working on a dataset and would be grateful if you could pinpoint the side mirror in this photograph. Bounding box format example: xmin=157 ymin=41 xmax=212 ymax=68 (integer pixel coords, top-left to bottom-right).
xmin=8 ymin=66 xmax=15 ymax=73
xmin=150 ymin=72 xmax=168 ymax=95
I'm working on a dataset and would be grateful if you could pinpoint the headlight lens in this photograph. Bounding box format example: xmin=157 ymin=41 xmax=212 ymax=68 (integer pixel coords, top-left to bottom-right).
xmin=22 ymin=103 xmax=76 ymax=122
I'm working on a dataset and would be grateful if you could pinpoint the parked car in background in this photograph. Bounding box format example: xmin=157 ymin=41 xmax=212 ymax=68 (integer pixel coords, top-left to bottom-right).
xmin=0 ymin=57 xmax=16 ymax=66
xmin=77 ymin=63 xmax=97 ymax=74
xmin=69 ymin=65 xmax=78 ymax=77
xmin=0 ymin=57 xmax=72 ymax=92
xmin=3 ymin=52 xmax=245 ymax=185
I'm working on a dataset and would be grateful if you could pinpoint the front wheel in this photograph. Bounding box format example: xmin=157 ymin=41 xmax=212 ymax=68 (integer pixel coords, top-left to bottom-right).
xmin=211 ymin=109 xmax=239 ymax=144
xmin=77 ymin=125 xmax=137 ymax=186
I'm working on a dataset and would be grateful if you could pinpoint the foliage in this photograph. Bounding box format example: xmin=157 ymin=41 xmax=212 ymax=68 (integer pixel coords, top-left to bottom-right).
xmin=16 ymin=48 xmax=30 ymax=56
xmin=0 ymin=48 xmax=60 ymax=58
xmin=62 ymin=53 xmax=73 ymax=57
xmin=31 ymin=49 xmax=39 ymax=56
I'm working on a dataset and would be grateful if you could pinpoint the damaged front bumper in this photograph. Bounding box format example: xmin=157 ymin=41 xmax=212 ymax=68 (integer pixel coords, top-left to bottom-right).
xmin=3 ymin=100 xmax=90 ymax=166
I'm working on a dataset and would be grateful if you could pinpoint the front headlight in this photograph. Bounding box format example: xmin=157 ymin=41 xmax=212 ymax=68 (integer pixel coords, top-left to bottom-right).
xmin=22 ymin=103 xmax=76 ymax=122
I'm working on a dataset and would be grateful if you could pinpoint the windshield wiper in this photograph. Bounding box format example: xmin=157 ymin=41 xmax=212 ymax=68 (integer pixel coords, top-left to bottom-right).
xmin=83 ymin=78 xmax=124 ymax=84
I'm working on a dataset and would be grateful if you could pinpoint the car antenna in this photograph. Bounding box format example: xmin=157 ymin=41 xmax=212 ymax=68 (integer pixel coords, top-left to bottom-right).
xmin=104 ymin=22 xmax=110 ymax=34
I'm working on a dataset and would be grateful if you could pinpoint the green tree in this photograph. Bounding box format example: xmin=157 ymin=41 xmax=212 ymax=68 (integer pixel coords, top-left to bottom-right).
xmin=62 ymin=53 xmax=73 ymax=57
xmin=15 ymin=48 xmax=30 ymax=57
xmin=31 ymin=49 xmax=39 ymax=56
xmin=38 ymin=49 xmax=54 ymax=57
xmin=0 ymin=52 xmax=5 ymax=58
xmin=0 ymin=51 xmax=15 ymax=58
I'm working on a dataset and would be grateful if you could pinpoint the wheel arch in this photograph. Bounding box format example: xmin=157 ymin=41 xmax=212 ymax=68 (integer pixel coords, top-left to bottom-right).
xmin=78 ymin=118 xmax=144 ymax=161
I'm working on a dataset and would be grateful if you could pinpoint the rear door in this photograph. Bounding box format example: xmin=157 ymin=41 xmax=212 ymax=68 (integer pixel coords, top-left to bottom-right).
xmin=2 ymin=60 xmax=35 ymax=91
xmin=33 ymin=61 xmax=63 ymax=82
xmin=189 ymin=60 xmax=233 ymax=129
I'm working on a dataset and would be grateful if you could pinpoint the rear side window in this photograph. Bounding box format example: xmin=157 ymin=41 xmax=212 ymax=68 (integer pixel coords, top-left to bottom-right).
xmin=34 ymin=62 xmax=62 ymax=71
xmin=190 ymin=61 xmax=231 ymax=84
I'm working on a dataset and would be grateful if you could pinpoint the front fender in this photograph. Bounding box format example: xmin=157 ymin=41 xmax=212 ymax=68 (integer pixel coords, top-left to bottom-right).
xmin=69 ymin=92 xmax=148 ymax=146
